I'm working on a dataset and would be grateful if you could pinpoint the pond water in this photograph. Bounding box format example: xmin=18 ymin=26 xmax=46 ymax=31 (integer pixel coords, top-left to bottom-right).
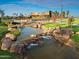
xmin=16 ymin=27 xmax=79 ymax=59
xmin=16 ymin=27 xmax=41 ymax=43
xmin=28 ymin=39 xmax=79 ymax=59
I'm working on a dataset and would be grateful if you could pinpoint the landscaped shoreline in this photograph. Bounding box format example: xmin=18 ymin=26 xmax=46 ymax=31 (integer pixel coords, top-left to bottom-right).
xmin=0 ymin=18 xmax=79 ymax=59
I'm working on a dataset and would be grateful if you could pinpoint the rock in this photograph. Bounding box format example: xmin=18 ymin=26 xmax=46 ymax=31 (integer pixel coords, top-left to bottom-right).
xmin=30 ymin=34 xmax=36 ymax=38
xmin=10 ymin=43 xmax=18 ymax=52
xmin=5 ymin=33 xmax=16 ymax=40
xmin=64 ymin=39 xmax=74 ymax=47
xmin=1 ymin=38 xmax=13 ymax=51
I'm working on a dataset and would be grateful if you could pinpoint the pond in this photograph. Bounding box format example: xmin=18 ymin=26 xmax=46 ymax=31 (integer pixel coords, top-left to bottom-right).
xmin=16 ymin=27 xmax=79 ymax=59
xmin=16 ymin=27 xmax=42 ymax=43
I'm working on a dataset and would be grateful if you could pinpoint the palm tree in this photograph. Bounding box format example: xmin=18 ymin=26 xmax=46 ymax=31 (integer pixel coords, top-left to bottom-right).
xmin=19 ymin=13 xmax=24 ymax=19
xmin=49 ymin=11 xmax=52 ymax=18
xmin=13 ymin=13 xmax=18 ymax=16
xmin=13 ymin=13 xmax=18 ymax=20
xmin=66 ymin=10 xmax=69 ymax=18
xmin=54 ymin=11 xmax=59 ymax=18
xmin=51 ymin=11 xmax=58 ymax=22
xmin=61 ymin=11 xmax=65 ymax=18
xmin=0 ymin=9 xmax=5 ymax=20
xmin=68 ymin=16 xmax=74 ymax=28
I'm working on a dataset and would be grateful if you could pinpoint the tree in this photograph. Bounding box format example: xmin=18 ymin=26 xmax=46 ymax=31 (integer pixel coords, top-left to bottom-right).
xmin=13 ymin=13 xmax=18 ymax=17
xmin=17 ymin=13 xmax=24 ymax=20
xmin=61 ymin=11 xmax=65 ymax=18
xmin=19 ymin=13 xmax=24 ymax=18
xmin=0 ymin=9 xmax=5 ymax=20
xmin=66 ymin=10 xmax=69 ymax=18
xmin=53 ymin=11 xmax=59 ymax=18
xmin=13 ymin=13 xmax=18 ymax=19
xmin=49 ymin=11 xmax=52 ymax=18
xmin=68 ymin=16 xmax=74 ymax=28
xmin=52 ymin=11 xmax=59 ymax=22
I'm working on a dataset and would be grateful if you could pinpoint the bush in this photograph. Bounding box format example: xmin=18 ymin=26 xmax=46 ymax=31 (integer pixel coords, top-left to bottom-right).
xmin=0 ymin=22 xmax=7 ymax=26
xmin=10 ymin=29 xmax=21 ymax=36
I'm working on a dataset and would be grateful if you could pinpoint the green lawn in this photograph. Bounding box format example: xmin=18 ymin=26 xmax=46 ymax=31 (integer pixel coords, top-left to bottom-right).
xmin=72 ymin=18 xmax=79 ymax=24
xmin=43 ymin=22 xmax=68 ymax=29
xmin=0 ymin=26 xmax=8 ymax=40
xmin=72 ymin=34 xmax=79 ymax=42
xmin=71 ymin=26 xmax=79 ymax=42
xmin=72 ymin=26 xmax=79 ymax=32
xmin=43 ymin=23 xmax=57 ymax=29
xmin=0 ymin=50 xmax=16 ymax=59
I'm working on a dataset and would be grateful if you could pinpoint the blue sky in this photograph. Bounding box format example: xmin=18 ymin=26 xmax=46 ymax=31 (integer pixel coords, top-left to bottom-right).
xmin=0 ymin=0 xmax=79 ymax=16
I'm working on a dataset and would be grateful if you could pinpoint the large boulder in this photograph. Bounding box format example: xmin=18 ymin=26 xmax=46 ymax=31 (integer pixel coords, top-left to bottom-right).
xmin=5 ymin=33 xmax=16 ymax=40
xmin=1 ymin=37 xmax=13 ymax=50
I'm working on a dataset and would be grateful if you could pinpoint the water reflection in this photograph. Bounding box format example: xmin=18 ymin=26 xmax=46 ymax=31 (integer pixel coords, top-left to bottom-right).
xmin=16 ymin=27 xmax=79 ymax=59
xmin=16 ymin=27 xmax=41 ymax=43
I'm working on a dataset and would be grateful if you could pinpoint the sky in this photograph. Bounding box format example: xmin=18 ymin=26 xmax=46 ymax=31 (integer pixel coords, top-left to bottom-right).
xmin=0 ymin=0 xmax=79 ymax=16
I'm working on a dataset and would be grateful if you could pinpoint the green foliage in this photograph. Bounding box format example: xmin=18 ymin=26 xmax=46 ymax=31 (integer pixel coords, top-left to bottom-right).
xmin=68 ymin=16 xmax=74 ymax=27
xmin=10 ymin=29 xmax=21 ymax=36
xmin=0 ymin=26 xmax=8 ymax=40
xmin=72 ymin=34 xmax=79 ymax=42
xmin=71 ymin=26 xmax=79 ymax=43
xmin=72 ymin=26 xmax=79 ymax=32
xmin=0 ymin=50 xmax=16 ymax=59
xmin=0 ymin=22 xmax=7 ymax=26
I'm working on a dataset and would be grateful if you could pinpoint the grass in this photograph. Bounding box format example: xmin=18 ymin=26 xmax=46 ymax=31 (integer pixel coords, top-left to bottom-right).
xmin=72 ymin=34 xmax=79 ymax=42
xmin=0 ymin=26 xmax=8 ymax=40
xmin=72 ymin=18 xmax=79 ymax=24
xmin=10 ymin=28 xmax=21 ymax=36
xmin=43 ymin=23 xmax=57 ymax=29
xmin=43 ymin=22 xmax=68 ymax=29
xmin=0 ymin=50 xmax=16 ymax=59
xmin=71 ymin=26 xmax=79 ymax=42
xmin=72 ymin=26 xmax=79 ymax=32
